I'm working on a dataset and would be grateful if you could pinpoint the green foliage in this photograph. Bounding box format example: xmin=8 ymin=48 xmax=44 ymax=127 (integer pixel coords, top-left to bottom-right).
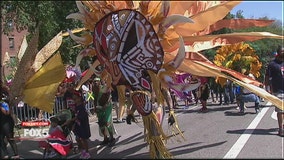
xmin=1 ymin=1 xmax=82 ymax=65
xmin=4 ymin=57 xmax=18 ymax=80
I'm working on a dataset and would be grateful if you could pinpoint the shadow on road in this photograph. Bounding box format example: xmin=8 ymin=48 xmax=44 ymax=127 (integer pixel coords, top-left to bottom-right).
xmin=169 ymin=141 xmax=227 ymax=157
xmin=93 ymin=132 xmax=149 ymax=159
xmin=226 ymin=128 xmax=278 ymax=135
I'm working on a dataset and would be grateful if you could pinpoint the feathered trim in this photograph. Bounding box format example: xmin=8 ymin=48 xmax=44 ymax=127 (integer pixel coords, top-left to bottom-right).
xmin=147 ymin=70 xmax=164 ymax=106
xmin=142 ymin=112 xmax=173 ymax=159
xmin=167 ymin=110 xmax=186 ymax=142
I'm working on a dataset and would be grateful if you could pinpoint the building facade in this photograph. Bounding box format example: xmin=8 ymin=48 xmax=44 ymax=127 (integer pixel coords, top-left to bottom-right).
xmin=1 ymin=25 xmax=27 ymax=82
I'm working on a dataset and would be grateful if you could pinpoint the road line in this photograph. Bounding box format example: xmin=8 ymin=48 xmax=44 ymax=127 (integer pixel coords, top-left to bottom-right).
xmin=223 ymin=107 xmax=269 ymax=159
xmin=271 ymin=110 xmax=277 ymax=120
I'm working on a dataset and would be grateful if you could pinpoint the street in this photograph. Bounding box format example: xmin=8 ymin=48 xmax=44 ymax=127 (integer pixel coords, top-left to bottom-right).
xmin=11 ymin=99 xmax=284 ymax=159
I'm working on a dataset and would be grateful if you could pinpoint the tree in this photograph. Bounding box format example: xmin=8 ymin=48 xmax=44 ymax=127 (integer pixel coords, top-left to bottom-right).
xmin=236 ymin=10 xmax=244 ymax=19
xmin=1 ymin=1 xmax=83 ymax=65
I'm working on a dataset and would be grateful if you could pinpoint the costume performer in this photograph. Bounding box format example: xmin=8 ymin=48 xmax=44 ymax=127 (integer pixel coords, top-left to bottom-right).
xmin=66 ymin=1 xmax=284 ymax=158
xmin=92 ymin=77 xmax=117 ymax=146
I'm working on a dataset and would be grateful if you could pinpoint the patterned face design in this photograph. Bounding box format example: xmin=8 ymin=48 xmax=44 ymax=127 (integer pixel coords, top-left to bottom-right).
xmin=93 ymin=9 xmax=164 ymax=92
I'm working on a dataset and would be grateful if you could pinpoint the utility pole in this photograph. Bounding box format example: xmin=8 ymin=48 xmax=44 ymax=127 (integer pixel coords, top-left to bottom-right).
xmin=0 ymin=0 xmax=3 ymax=98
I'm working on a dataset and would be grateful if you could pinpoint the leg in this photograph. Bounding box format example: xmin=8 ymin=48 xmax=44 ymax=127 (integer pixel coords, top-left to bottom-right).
xmin=79 ymin=138 xmax=91 ymax=159
xmin=276 ymin=111 xmax=284 ymax=136
xmin=277 ymin=112 xmax=284 ymax=129
xmin=210 ymin=89 xmax=215 ymax=102
xmin=75 ymin=136 xmax=83 ymax=151
xmin=1 ymin=121 xmax=18 ymax=158
xmin=113 ymin=101 xmax=119 ymax=121
xmin=132 ymin=90 xmax=172 ymax=159
xmin=117 ymin=85 xmax=126 ymax=122
xmin=254 ymin=94 xmax=260 ymax=113
xmin=0 ymin=133 xmax=9 ymax=158
xmin=239 ymin=98 xmax=245 ymax=113
xmin=80 ymin=138 xmax=89 ymax=152
xmin=277 ymin=113 xmax=284 ymax=136
xmin=199 ymin=99 xmax=208 ymax=112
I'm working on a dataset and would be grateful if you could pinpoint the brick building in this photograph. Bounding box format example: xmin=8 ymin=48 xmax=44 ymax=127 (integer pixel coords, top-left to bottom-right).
xmin=1 ymin=25 xmax=28 ymax=82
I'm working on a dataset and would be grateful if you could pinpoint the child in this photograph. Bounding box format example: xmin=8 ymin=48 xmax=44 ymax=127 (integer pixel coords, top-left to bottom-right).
xmin=49 ymin=116 xmax=63 ymax=134
xmin=43 ymin=116 xmax=63 ymax=158
xmin=72 ymin=90 xmax=91 ymax=159
xmin=42 ymin=116 xmax=72 ymax=159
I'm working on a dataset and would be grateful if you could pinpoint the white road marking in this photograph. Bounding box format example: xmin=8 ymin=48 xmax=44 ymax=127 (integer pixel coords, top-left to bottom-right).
xmin=271 ymin=111 xmax=277 ymax=120
xmin=29 ymin=150 xmax=42 ymax=154
xmin=266 ymin=101 xmax=277 ymax=120
xmin=223 ymin=107 xmax=269 ymax=159
xmin=174 ymin=105 xmax=200 ymax=117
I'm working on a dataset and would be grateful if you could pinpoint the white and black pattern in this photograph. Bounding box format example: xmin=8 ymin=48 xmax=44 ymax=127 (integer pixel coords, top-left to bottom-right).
xmin=93 ymin=9 xmax=164 ymax=92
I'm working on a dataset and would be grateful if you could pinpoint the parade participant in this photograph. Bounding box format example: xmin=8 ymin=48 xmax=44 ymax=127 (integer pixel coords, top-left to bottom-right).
xmin=238 ymin=73 xmax=260 ymax=114
xmin=66 ymin=2 xmax=281 ymax=159
xmin=198 ymin=78 xmax=210 ymax=112
xmin=92 ymin=77 xmax=117 ymax=146
xmin=63 ymin=82 xmax=76 ymax=111
xmin=72 ymin=90 xmax=91 ymax=159
xmin=0 ymin=85 xmax=19 ymax=159
xmin=41 ymin=116 xmax=64 ymax=159
xmin=267 ymin=46 xmax=284 ymax=137
xmin=113 ymin=85 xmax=126 ymax=123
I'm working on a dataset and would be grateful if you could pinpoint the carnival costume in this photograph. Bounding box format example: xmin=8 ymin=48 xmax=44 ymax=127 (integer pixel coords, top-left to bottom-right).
xmin=93 ymin=81 xmax=117 ymax=141
xmin=65 ymin=1 xmax=284 ymax=158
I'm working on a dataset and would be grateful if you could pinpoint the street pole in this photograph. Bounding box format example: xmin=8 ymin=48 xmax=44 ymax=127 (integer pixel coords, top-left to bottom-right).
xmin=0 ymin=1 xmax=3 ymax=98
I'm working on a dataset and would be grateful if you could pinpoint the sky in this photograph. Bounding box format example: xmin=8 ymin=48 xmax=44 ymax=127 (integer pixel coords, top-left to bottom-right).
xmin=231 ymin=1 xmax=283 ymax=23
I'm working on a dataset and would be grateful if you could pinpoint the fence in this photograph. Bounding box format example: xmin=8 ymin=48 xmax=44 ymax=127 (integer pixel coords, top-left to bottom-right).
xmin=13 ymin=93 xmax=95 ymax=125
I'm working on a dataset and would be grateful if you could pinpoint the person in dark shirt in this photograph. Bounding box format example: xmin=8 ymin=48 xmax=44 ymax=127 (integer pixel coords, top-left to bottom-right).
xmin=267 ymin=46 xmax=284 ymax=137
xmin=72 ymin=90 xmax=91 ymax=159
xmin=0 ymin=85 xmax=19 ymax=159
xmin=198 ymin=78 xmax=210 ymax=112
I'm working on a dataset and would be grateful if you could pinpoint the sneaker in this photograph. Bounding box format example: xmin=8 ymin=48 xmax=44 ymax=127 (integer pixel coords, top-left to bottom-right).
xmin=11 ymin=155 xmax=20 ymax=159
xmin=255 ymin=109 xmax=260 ymax=114
xmin=81 ymin=152 xmax=91 ymax=159
xmin=183 ymin=106 xmax=189 ymax=109
xmin=79 ymin=150 xmax=86 ymax=159
xmin=99 ymin=139 xmax=109 ymax=145
xmin=47 ymin=150 xmax=58 ymax=158
xmin=3 ymin=155 xmax=9 ymax=159
xmin=126 ymin=114 xmax=134 ymax=124
xmin=199 ymin=108 xmax=208 ymax=112
xmin=114 ymin=119 xmax=125 ymax=123
xmin=108 ymin=138 xmax=116 ymax=147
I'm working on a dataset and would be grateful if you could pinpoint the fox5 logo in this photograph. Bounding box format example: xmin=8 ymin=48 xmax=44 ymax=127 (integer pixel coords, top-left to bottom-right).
xmin=23 ymin=128 xmax=49 ymax=137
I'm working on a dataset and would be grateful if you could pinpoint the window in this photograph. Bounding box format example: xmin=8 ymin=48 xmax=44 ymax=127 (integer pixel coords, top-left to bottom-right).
xmin=8 ymin=21 xmax=13 ymax=29
xmin=9 ymin=37 xmax=14 ymax=49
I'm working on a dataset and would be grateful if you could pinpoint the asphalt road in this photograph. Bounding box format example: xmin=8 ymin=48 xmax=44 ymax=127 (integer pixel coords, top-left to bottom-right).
xmin=9 ymin=99 xmax=284 ymax=159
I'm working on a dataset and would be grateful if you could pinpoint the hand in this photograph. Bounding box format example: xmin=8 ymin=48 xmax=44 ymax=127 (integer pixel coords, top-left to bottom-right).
xmin=96 ymin=105 xmax=103 ymax=110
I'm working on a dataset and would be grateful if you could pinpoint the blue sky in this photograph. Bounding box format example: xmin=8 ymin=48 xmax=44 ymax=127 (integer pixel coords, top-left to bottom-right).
xmin=231 ymin=1 xmax=283 ymax=22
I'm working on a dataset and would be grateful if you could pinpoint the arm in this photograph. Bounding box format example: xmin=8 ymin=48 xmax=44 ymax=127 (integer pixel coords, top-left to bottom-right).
xmin=0 ymin=102 xmax=10 ymax=115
